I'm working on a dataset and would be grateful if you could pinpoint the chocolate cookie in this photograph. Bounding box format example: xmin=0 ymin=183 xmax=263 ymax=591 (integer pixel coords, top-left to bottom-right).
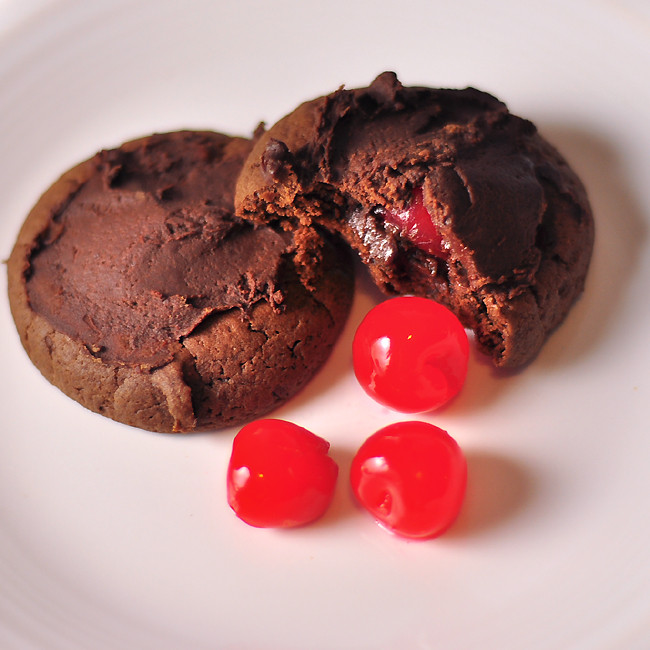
xmin=235 ymin=72 xmax=594 ymax=367
xmin=8 ymin=131 xmax=353 ymax=432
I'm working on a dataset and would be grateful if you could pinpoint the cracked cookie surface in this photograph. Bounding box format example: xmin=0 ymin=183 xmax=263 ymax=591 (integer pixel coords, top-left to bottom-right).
xmin=235 ymin=72 xmax=594 ymax=367
xmin=7 ymin=131 xmax=354 ymax=432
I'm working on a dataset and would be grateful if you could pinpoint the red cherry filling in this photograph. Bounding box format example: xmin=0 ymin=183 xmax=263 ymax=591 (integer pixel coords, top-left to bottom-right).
xmin=353 ymin=296 xmax=469 ymax=413
xmin=350 ymin=421 xmax=467 ymax=539
xmin=382 ymin=187 xmax=448 ymax=258
xmin=227 ymin=419 xmax=338 ymax=528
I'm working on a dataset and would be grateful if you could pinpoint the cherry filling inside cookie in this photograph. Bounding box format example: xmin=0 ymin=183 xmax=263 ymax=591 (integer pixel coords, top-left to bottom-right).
xmin=380 ymin=188 xmax=449 ymax=260
xmin=343 ymin=182 xmax=455 ymax=301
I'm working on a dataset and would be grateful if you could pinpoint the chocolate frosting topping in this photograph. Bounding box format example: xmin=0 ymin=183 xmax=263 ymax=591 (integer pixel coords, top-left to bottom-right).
xmin=26 ymin=132 xmax=290 ymax=367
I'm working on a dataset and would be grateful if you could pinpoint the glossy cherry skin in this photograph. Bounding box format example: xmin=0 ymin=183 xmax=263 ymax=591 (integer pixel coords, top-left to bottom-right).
xmin=350 ymin=421 xmax=467 ymax=539
xmin=227 ymin=419 xmax=338 ymax=528
xmin=353 ymin=296 xmax=469 ymax=413
xmin=383 ymin=187 xmax=448 ymax=258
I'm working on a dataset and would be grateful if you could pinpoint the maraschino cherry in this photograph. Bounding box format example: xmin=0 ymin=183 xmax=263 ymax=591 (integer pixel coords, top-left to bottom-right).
xmin=227 ymin=419 xmax=338 ymax=528
xmin=350 ymin=421 xmax=467 ymax=539
xmin=353 ymin=296 xmax=469 ymax=413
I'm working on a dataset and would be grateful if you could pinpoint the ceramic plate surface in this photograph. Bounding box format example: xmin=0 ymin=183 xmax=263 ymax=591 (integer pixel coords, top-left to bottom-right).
xmin=1 ymin=1 xmax=649 ymax=648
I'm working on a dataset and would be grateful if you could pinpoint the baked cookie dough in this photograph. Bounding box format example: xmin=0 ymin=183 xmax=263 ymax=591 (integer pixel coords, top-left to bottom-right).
xmin=235 ymin=72 xmax=594 ymax=367
xmin=8 ymin=131 xmax=353 ymax=432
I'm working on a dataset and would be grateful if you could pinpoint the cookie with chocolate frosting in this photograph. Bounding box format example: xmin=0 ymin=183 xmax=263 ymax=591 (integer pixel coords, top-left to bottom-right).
xmin=235 ymin=72 xmax=594 ymax=367
xmin=8 ymin=131 xmax=353 ymax=432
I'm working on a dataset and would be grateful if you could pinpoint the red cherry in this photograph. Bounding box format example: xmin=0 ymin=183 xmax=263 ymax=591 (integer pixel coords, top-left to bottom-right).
xmin=350 ymin=421 xmax=467 ymax=539
xmin=227 ymin=419 xmax=338 ymax=528
xmin=383 ymin=187 xmax=448 ymax=258
xmin=353 ymin=296 xmax=469 ymax=413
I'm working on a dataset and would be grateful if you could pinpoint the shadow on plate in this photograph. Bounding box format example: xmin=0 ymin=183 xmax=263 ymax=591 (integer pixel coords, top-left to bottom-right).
xmin=533 ymin=122 xmax=648 ymax=368
xmin=446 ymin=449 xmax=535 ymax=539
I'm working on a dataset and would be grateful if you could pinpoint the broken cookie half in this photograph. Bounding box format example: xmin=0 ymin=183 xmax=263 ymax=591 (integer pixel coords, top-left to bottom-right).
xmin=235 ymin=72 xmax=594 ymax=368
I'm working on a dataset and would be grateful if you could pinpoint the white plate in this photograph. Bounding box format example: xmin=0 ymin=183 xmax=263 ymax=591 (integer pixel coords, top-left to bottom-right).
xmin=1 ymin=1 xmax=649 ymax=648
